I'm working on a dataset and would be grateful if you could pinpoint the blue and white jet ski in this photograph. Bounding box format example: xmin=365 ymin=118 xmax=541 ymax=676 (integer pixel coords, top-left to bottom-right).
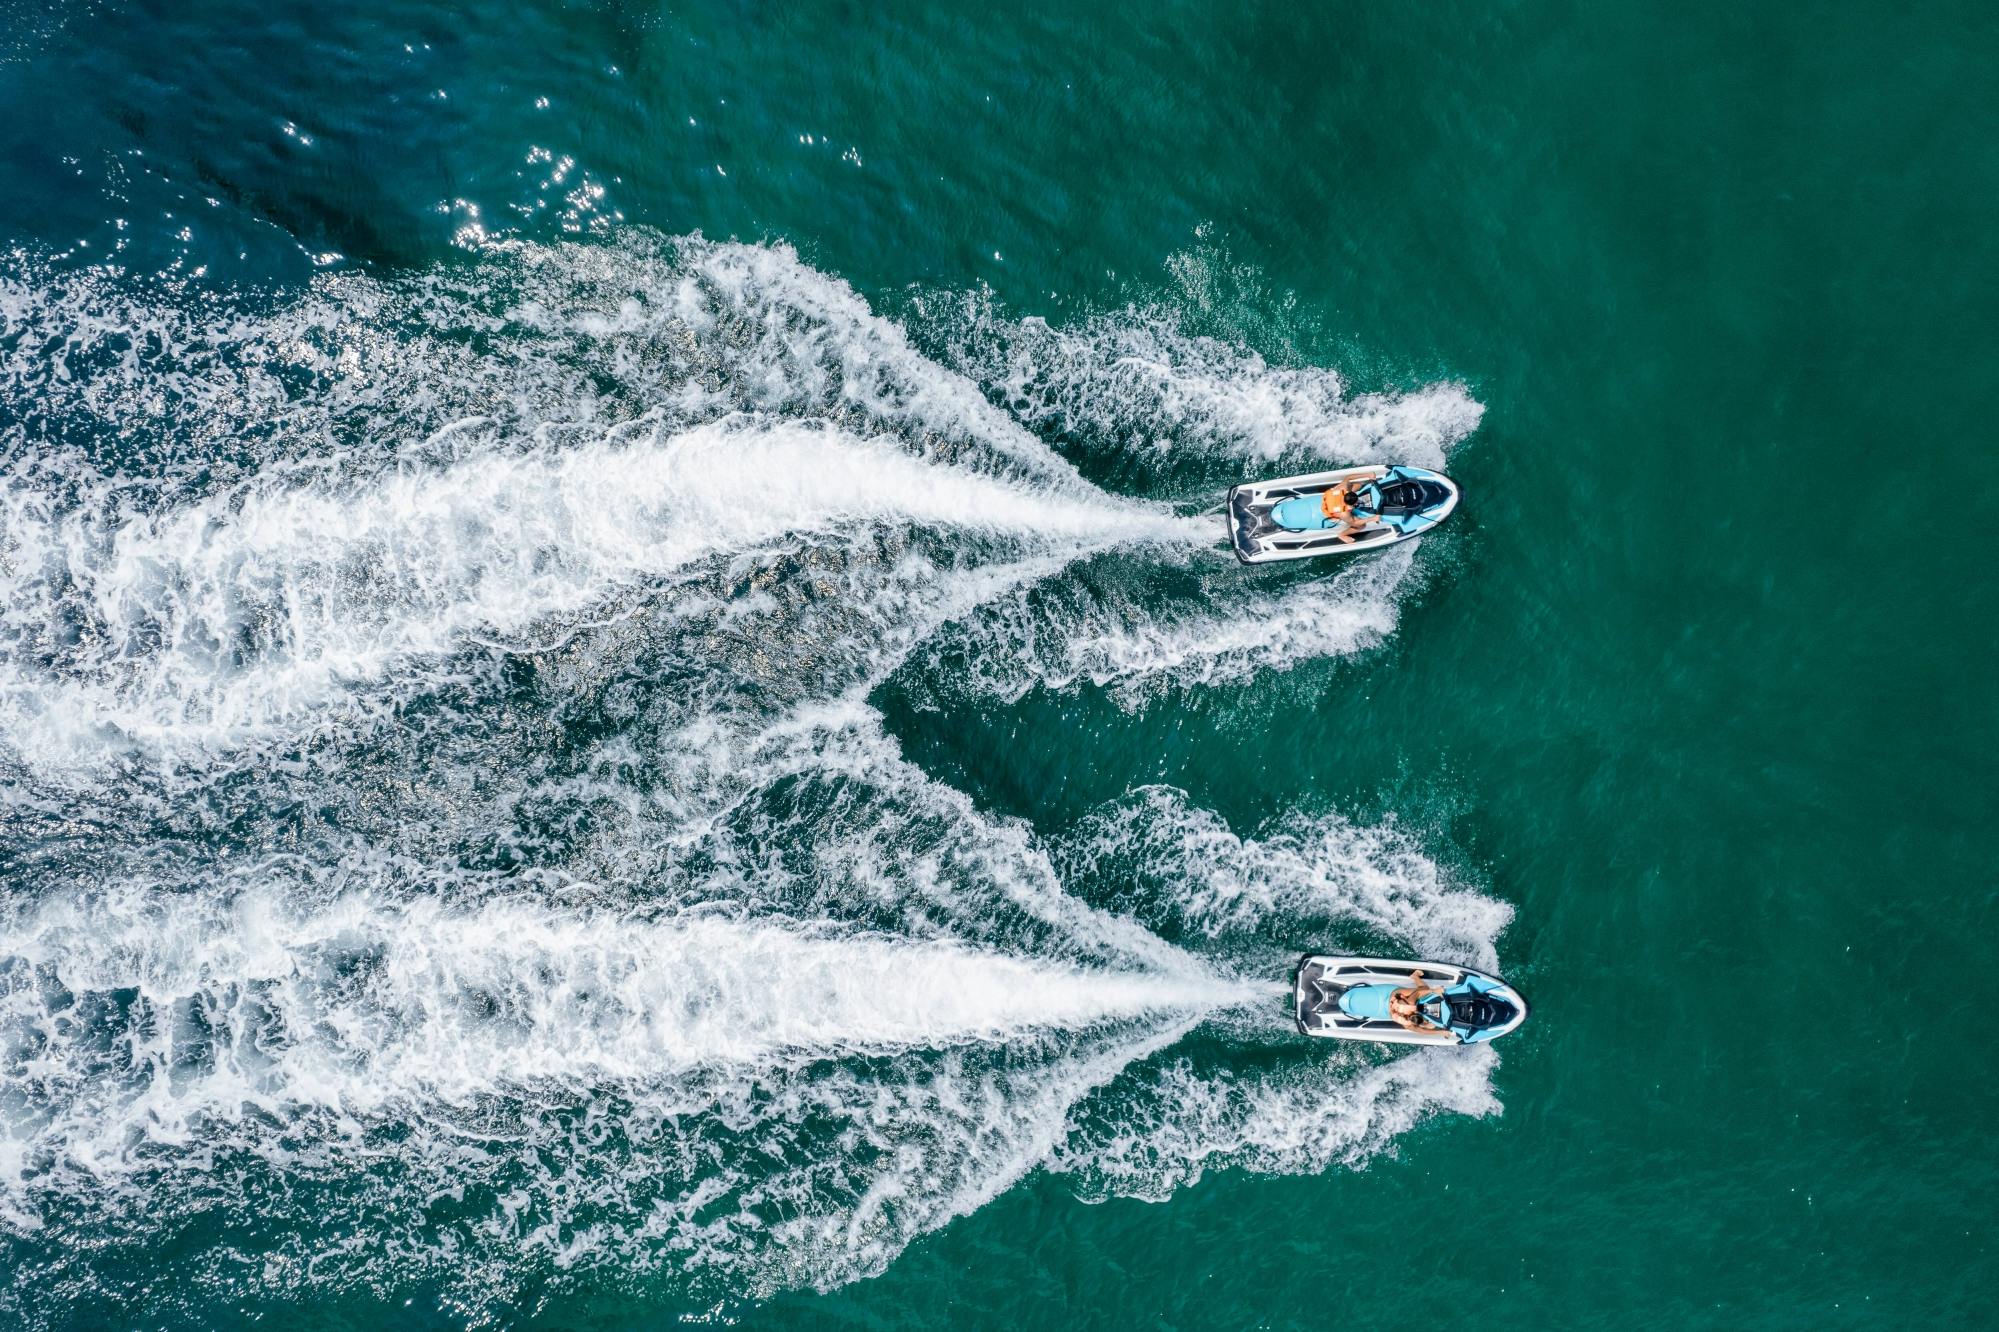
xmin=1293 ymin=955 xmax=1529 ymax=1046
xmin=1227 ymin=464 xmax=1459 ymax=564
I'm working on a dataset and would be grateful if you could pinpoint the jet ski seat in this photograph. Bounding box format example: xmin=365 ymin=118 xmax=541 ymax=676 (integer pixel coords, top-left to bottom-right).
xmin=1272 ymin=495 xmax=1336 ymax=531
xmin=1336 ymin=984 xmax=1397 ymax=1020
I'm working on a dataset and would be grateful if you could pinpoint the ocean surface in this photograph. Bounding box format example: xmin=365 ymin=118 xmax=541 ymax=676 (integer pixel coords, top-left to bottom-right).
xmin=1 ymin=2 xmax=1994 ymax=1327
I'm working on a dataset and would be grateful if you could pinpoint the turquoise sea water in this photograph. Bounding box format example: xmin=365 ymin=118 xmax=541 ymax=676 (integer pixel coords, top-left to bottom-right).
xmin=2 ymin=2 xmax=1995 ymax=1327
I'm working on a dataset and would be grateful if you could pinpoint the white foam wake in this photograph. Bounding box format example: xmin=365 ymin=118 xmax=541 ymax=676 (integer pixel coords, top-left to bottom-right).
xmin=914 ymin=276 xmax=1483 ymax=467
xmin=0 ymin=881 xmax=1243 ymax=1144
xmin=0 ymin=234 xmax=1106 ymax=490
xmin=495 ymin=697 xmax=1210 ymax=974
xmin=918 ymin=542 xmax=1419 ymax=707
xmin=0 ymin=862 xmax=1256 ymax=1301
xmin=0 ymin=231 xmax=1508 ymax=1315
xmin=0 ymin=418 xmax=1202 ymax=770
xmin=1060 ymin=785 xmax=1510 ymax=969
xmin=1055 ymin=1045 xmax=1502 ymax=1201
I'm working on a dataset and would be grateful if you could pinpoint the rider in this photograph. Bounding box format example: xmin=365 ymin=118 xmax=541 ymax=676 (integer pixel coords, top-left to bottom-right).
xmin=1319 ymin=480 xmax=1383 ymax=544
xmin=1386 ymin=971 xmax=1448 ymax=1032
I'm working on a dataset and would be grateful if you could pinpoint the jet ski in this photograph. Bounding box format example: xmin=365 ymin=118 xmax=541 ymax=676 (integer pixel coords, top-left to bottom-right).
xmin=1227 ymin=464 xmax=1459 ymax=564
xmin=1293 ymin=955 xmax=1528 ymax=1046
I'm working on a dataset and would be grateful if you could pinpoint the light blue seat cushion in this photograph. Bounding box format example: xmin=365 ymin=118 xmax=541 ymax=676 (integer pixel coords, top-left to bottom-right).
xmin=1337 ymin=983 xmax=1398 ymax=1019
xmin=1272 ymin=495 xmax=1333 ymax=531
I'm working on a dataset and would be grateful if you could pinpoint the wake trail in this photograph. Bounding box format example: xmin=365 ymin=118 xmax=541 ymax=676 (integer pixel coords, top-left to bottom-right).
xmin=1055 ymin=1043 xmax=1503 ymax=1202
xmin=0 ymin=859 xmax=1265 ymax=1303
xmin=911 ymin=262 xmax=1483 ymax=470
xmin=0 ymin=883 xmax=1251 ymax=1134
xmin=0 ymin=230 xmax=1504 ymax=1316
xmin=917 ymin=542 xmax=1421 ymax=706
xmin=0 ymin=418 xmax=1206 ymax=771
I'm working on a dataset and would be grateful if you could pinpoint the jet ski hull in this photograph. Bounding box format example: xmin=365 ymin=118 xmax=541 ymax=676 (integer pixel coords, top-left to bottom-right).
xmin=1293 ymin=954 xmax=1529 ymax=1045
xmin=1227 ymin=465 xmax=1460 ymax=564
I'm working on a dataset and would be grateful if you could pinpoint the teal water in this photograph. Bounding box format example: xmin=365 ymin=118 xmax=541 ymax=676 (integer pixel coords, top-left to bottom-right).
xmin=2 ymin=2 xmax=1995 ymax=1327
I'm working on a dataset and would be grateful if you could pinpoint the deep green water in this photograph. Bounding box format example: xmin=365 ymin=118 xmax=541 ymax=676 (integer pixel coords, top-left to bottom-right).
xmin=2 ymin=1 xmax=1995 ymax=1327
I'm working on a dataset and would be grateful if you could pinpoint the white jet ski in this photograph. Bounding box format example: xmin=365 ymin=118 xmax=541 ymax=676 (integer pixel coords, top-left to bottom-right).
xmin=1227 ymin=464 xmax=1459 ymax=564
xmin=1293 ymin=955 xmax=1529 ymax=1046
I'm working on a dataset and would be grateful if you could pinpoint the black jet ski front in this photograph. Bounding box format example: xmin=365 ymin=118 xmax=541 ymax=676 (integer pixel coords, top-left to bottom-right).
xmin=1227 ymin=464 xmax=1459 ymax=564
xmin=1293 ymin=954 xmax=1529 ymax=1046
